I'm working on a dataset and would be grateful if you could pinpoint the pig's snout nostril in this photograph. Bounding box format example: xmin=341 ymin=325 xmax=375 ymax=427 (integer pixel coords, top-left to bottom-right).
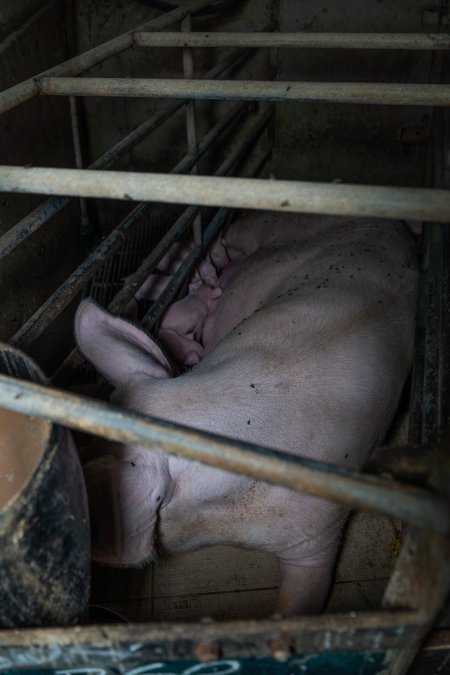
xmin=90 ymin=515 xmax=100 ymax=546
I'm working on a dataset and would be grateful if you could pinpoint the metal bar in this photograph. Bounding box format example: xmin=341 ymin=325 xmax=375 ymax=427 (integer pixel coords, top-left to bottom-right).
xmin=140 ymin=121 xmax=274 ymax=328
xmin=110 ymin=206 xmax=199 ymax=314
xmin=2 ymin=166 xmax=450 ymax=222
xmin=134 ymin=31 xmax=450 ymax=50
xmin=0 ymin=609 xmax=423 ymax=659
xmin=182 ymin=15 xmax=202 ymax=245
xmin=37 ymin=77 xmax=450 ymax=106
xmin=8 ymin=101 xmax=252 ymax=350
xmin=142 ymin=207 xmax=230 ymax=329
xmin=0 ymin=104 xmax=185 ymax=262
xmin=382 ymin=105 xmax=450 ymax=675
xmin=69 ymin=96 xmax=91 ymax=235
xmin=110 ymin=107 xmax=274 ymax=315
xmin=141 ymin=117 xmax=274 ymax=328
xmin=0 ymin=610 xmax=425 ymax=660
xmin=0 ymin=374 xmax=448 ymax=531
xmin=0 ymin=0 xmax=215 ymax=115
xmin=0 ymin=48 xmax=249 ymax=262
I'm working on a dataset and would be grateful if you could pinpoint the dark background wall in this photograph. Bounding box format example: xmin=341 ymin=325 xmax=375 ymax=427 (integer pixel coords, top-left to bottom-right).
xmin=0 ymin=0 xmax=82 ymax=371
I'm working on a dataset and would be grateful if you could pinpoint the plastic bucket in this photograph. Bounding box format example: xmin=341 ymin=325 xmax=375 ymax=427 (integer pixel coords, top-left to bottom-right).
xmin=0 ymin=344 xmax=90 ymax=628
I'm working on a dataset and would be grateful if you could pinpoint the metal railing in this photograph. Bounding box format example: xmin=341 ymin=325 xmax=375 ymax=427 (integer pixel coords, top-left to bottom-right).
xmin=0 ymin=3 xmax=449 ymax=673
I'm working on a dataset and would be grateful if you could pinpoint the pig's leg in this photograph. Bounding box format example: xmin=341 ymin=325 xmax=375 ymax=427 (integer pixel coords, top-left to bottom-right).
xmin=158 ymin=328 xmax=204 ymax=366
xmin=275 ymin=521 xmax=344 ymax=617
xmin=192 ymin=257 xmax=219 ymax=288
xmin=276 ymin=553 xmax=336 ymax=616
xmin=209 ymin=237 xmax=230 ymax=270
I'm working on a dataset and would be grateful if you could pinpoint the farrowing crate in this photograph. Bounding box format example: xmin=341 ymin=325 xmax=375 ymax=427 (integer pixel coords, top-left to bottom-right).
xmin=0 ymin=1 xmax=449 ymax=673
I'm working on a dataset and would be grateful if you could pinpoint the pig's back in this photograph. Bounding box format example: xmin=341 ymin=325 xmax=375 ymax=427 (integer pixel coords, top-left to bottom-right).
xmin=186 ymin=220 xmax=418 ymax=462
xmin=204 ymin=219 xmax=417 ymax=354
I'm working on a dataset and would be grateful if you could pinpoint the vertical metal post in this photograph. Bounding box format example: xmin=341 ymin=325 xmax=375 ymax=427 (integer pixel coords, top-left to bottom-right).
xmin=267 ymin=45 xmax=278 ymax=163
xmin=182 ymin=15 xmax=202 ymax=245
xmin=61 ymin=0 xmax=91 ymax=237
xmin=381 ymin=103 xmax=450 ymax=674
xmin=69 ymin=96 xmax=91 ymax=236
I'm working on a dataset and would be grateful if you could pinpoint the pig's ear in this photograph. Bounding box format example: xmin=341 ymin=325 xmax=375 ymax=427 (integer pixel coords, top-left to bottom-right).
xmin=75 ymin=300 xmax=173 ymax=386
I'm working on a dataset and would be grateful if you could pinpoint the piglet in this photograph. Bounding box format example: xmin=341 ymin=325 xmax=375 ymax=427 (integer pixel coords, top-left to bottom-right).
xmin=75 ymin=214 xmax=418 ymax=617
xmin=158 ymin=283 xmax=222 ymax=365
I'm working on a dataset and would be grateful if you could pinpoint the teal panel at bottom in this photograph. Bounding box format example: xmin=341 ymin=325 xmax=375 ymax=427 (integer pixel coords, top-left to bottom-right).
xmin=2 ymin=652 xmax=385 ymax=675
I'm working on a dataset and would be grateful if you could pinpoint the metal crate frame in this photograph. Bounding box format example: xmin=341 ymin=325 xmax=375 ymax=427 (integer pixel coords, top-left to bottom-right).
xmin=0 ymin=2 xmax=449 ymax=673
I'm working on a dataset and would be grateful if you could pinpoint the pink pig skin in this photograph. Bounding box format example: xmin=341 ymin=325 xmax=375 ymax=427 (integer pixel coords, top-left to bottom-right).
xmin=157 ymin=284 xmax=222 ymax=365
xmin=75 ymin=214 xmax=418 ymax=617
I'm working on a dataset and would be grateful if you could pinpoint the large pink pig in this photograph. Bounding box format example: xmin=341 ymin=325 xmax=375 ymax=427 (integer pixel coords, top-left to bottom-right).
xmin=75 ymin=214 xmax=418 ymax=616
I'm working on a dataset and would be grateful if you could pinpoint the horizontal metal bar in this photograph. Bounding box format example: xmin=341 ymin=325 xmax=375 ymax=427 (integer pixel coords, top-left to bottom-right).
xmin=0 ymin=609 xmax=425 ymax=658
xmin=8 ymin=100 xmax=252 ymax=350
xmin=0 ymin=106 xmax=183 ymax=261
xmin=135 ymin=31 xmax=450 ymax=50
xmin=2 ymin=166 xmax=450 ymax=222
xmin=0 ymin=0 xmax=215 ymax=115
xmin=111 ymin=107 xmax=274 ymax=315
xmin=0 ymin=374 xmax=448 ymax=531
xmin=37 ymin=77 xmax=450 ymax=106
xmin=0 ymin=47 xmax=249 ymax=262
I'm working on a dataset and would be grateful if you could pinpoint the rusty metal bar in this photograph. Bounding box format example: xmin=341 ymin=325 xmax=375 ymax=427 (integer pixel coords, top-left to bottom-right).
xmin=2 ymin=166 xmax=450 ymax=222
xmin=0 ymin=0 xmax=215 ymax=115
xmin=0 ymin=47 xmax=249 ymax=262
xmin=0 ymin=373 xmax=448 ymax=531
xmin=37 ymin=77 xmax=450 ymax=106
xmin=8 ymin=100 xmax=253 ymax=350
xmin=134 ymin=31 xmax=450 ymax=51
xmin=110 ymin=107 xmax=274 ymax=315
xmin=0 ymin=609 xmax=424 ymax=658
